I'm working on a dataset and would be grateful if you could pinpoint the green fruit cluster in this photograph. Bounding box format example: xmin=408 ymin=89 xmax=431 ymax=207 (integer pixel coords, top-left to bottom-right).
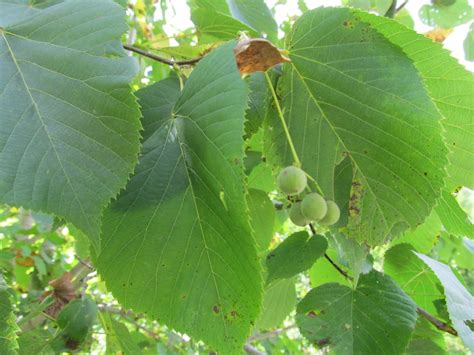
xmin=277 ymin=166 xmax=340 ymax=227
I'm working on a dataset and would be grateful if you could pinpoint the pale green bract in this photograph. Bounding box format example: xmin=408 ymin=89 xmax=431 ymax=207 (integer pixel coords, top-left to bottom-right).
xmin=278 ymin=8 xmax=447 ymax=244
xmin=97 ymin=43 xmax=262 ymax=353
xmin=0 ymin=0 xmax=141 ymax=251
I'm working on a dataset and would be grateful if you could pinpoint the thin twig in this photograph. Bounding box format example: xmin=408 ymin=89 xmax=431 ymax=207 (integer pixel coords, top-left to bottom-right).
xmin=123 ymin=44 xmax=203 ymax=66
xmin=248 ymin=325 xmax=296 ymax=343
xmin=417 ymin=307 xmax=458 ymax=336
xmin=384 ymin=0 xmax=398 ymax=18
xmin=396 ymin=0 xmax=408 ymax=13
xmin=308 ymin=224 xmax=353 ymax=281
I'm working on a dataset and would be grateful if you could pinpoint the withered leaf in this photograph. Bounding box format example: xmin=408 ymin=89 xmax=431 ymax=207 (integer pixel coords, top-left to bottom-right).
xmin=234 ymin=37 xmax=290 ymax=75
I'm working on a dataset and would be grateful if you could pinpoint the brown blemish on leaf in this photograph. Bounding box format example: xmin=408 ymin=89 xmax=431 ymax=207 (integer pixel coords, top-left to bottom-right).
xmin=349 ymin=179 xmax=364 ymax=218
xmin=316 ymin=337 xmax=330 ymax=347
xmin=307 ymin=310 xmax=318 ymax=318
xmin=234 ymin=35 xmax=290 ymax=75
xmin=213 ymin=305 xmax=220 ymax=314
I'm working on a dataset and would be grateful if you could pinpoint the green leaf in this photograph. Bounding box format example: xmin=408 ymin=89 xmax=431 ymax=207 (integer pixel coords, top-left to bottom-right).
xmin=244 ymin=72 xmax=268 ymax=137
xmin=266 ymin=232 xmax=327 ymax=283
xmin=247 ymin=188 xmax=275 ymax=252
xmin=435 ymin=233 xmax=474 ymax=269
xmin=257 ymin=277 xmax=297 ymax=330
xmin=419 ymin=0 xmax=473 ymax=28
xmin=435 ymin=190 xmax=474 ymax=239
xmin=99 ymin=312 xmax=142 ymax=354
xmin=385 ymin=244 xmax=444 ymax=316
xmin=394 ymin=210 xmax=442 ymax=253
xmin=0 ymin=275 xmax=19 ymax=354
xmin=283 ymin=8 xmax=447 ymax=244
xmin=333 ymin=156 xmax=353 ymax=228
xmin=97 ymin=43 xmax=262 ymax=352
xmin=191 ymin=0 xmax=231 ymax=14
xmin=0 ymin=1 xmax=141 ymax=251
xmin=57 ymin=297 xmax=97 ymax=342
xmin=356 ymin=10 xmax=474 ymax=190
xmin=334 ymin=233 xmax=369 ymax=285
xmin=227 ymin=0 xmax=278 ymax=41
xmin=415 ymin=253 xmax=474 ymax=351
xmin=17 ymin=328 xmax=53 ymax=355
xmin=191 ymin=8 xmax=257 ymax=43
xmin=406 ymin=317 xmax=447 ymax=355
xmin=297 ymin=271 xmax=417 ymax=354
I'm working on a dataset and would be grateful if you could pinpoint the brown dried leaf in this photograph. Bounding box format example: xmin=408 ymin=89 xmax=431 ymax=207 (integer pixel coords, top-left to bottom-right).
xmin=234 ymin=37 xmax=290 ymax=75
xmin=425 ymin=28 xmax=453 ymax=43
xmin=44 ymin=272 xmax=76 ymax=317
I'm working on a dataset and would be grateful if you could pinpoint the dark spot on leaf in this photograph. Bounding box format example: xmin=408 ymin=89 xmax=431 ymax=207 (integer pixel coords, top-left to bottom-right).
xmin=213 ymin=305 xmax=220 ymax=314
xmin=230 ymin=310 xmax=238 ymax=318
xmin=316 ymin=337 xmax=330 ymax=346
xmin=267 ymin=253 xmax=276 ymax=259
xmin=307 ymin=310 xmax=317 ymax=318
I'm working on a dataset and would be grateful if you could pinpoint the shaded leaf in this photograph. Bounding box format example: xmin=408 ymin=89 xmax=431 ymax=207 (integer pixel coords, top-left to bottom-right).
xmin=56 ymin=297 xmax=97 ymax=342
xmin=247 ymin=188 xmax=275 ymax=252
xmin=266 ymin=232 xmax=327 ymax=283
xmin=96 ymin=43 xmax=262 ymax=352
xmin=191 ymin=8 xmax=257 ymax=44
xmin=297 ymin=271 xmax=417 ymax=354
xmin=416 ymin=253 xmax=474 ymax=351
xmin=0 ymin=1 xmax=141 ymax=251
xmin=244 ymin=72 xmax=268 ymax=136
xmin=0 ymin=274 xmax=19 ymax=354
xmin=406 ymin=317 xmax=447 ymax=355
xmin=228 ymin=0 xmax=277 ymax=41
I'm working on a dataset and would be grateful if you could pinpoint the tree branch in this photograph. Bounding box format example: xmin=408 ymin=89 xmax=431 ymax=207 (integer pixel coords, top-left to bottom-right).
xmin=308 ymin=223 xmax=354 ymax=281
xmin=396 ymin=0 xmax=408 ymax=13
xmin=416 ymin=307 xmax=458 ymax=336
xmin=123 ymin=44 xmax=203 ymax=66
